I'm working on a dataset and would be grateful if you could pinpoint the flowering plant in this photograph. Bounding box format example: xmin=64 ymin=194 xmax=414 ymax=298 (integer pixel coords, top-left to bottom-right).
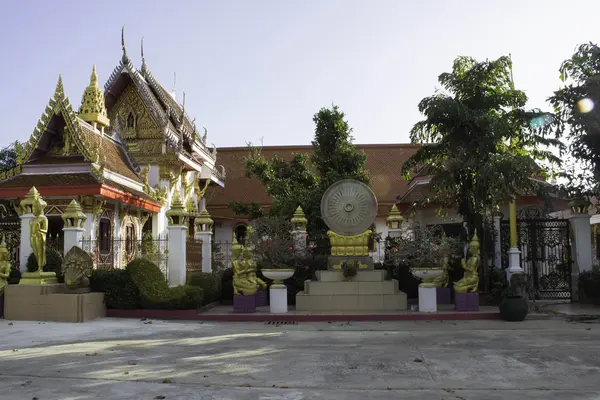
xmin=387 ymin=224 xmax=461 ymax=269
xmin=246 ymin=216 xmax=302 ymax=269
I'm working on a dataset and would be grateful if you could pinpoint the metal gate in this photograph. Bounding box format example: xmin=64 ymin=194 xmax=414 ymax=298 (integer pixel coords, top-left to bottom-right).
xmin=0 ymin=201 xmax=21 ymax=271
xmin=500 ymin=207 xmax=572 ymax=300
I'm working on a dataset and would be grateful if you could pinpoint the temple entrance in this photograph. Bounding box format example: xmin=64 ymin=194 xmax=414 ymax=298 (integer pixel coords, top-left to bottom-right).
xmin=0 ymin=201 xmax=21 ymax=270
xmin=500 ymin=206 xmax=572 ymax=300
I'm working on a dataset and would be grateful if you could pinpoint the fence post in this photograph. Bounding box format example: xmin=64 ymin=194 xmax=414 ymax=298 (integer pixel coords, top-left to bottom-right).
xmin=194 ymin=208 xmax=214 ymax=273
xmin=61 ymin=200 xmax=87 ymax=255
xmin=165 ymin=191 xmax=188 ymax=286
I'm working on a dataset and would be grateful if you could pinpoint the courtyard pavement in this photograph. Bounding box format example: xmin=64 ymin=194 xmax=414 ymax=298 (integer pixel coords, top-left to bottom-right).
xmin=0 ymin=317 xmax=599 ymax=399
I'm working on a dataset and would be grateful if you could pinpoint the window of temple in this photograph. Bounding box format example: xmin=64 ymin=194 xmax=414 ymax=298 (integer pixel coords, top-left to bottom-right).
xmin=126 ymin=112 xmax=136 ymax=128
xmin=125 ymin=224 xmax=135 ymax=255
xmin=234 ymin=223 xmax=247 ymax=245
xmin=99 ymin=218 xmax=112 ymax=253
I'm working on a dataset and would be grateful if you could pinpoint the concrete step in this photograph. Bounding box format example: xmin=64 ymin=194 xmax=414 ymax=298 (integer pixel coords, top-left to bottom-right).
xmin=304 ymin=279 xmax=399 ymax=295
xmin=295 ymin=291 xmax=408 ymax=311
xmin=316 ymin=270 xmax=386 ymax=282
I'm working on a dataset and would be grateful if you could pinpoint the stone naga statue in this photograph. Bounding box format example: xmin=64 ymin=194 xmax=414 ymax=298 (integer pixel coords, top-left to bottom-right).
xmin=62 ymin=246 xmax=94 ymax=290
xmin=454 ymin=231 xmax=480 ymax=293
xmin=0 ymin=236 xmax=11 ymax=295
xmin=30 ymin=195 xmax=48 ymax=269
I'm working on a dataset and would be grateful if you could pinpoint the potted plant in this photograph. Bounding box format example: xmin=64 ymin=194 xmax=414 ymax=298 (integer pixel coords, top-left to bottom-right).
xmin=246 ymin=217 xmax=300 ymax=313
xmin=498 ymin=273 xmax=529 ymax=321
xmin=342 ymin=261 xmax=358 ymax=281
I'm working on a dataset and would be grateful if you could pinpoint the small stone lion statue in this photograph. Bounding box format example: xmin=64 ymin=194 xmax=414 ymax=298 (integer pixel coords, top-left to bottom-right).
xmin=62 ymin=246 xmax=93 ymax=291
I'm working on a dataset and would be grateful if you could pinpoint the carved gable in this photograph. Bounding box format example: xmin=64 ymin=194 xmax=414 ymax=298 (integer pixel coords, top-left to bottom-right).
xmin=108 ymin=84 xmax=162 ymax=141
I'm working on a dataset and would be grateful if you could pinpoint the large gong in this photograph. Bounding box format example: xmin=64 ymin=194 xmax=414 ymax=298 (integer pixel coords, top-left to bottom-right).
xmin=320 ymin=179 xmax=378 ymax=236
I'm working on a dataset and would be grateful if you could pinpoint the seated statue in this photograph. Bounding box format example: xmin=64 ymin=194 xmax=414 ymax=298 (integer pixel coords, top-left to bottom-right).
xmin=242 ymin=247 xmax=266 ymax=291
xmin=0 ymin=236 xmax=11 ymax=296
xmin=454 ymin=232 xmax=480 ymax=293
xmin=232 ymin=239 xmax=258 ymax=296
xmin=432 ymin=253 xmax=449 ymax=288
xmin=62 ymin=246 xmax=94 ymax=291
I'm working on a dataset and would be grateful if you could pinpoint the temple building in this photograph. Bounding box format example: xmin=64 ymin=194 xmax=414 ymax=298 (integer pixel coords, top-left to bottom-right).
xmin=0 ymin=33 xmax=225 ymax=269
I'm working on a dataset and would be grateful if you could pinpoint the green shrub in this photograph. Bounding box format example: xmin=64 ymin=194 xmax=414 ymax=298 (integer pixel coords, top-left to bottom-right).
xmin=26 ymin=250 xmax=64 ymax=282
xmin=187 ymin=272 xmax=222 ymax=305
xmin=89 ymin=269 xmax=140 ymax=309
xmin=127 ymin=258 xmax=203 ymax=309
xmin=8 ymin=265 xmax=21 ymax=284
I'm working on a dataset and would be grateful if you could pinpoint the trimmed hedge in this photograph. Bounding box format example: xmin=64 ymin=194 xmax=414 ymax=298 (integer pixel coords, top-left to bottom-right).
xmin=127 ymin=258 xmax=203 ymax=310
xmin=26 ymin=249 xmax=65 ymax=283
xmin=187 ymin=272 xmax=222 ymax=305
xmin=90 ymin=269 xmax=140 ymax=309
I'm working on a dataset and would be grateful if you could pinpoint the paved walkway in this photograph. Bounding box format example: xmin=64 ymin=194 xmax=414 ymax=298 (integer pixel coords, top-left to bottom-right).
xmin=1 ymin=318 xmax=599 ymax=399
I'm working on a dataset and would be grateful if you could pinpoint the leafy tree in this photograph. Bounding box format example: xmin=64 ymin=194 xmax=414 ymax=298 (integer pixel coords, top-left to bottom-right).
xmin=549 ymin=42 xmax=600 ymax=197
xmin=0 ymin=141 xmax=22 ymax=172
xmin=229 ymin=105 xmax=369 ymax=236
xmin=402 ymin=56 xmax=562 ymax=290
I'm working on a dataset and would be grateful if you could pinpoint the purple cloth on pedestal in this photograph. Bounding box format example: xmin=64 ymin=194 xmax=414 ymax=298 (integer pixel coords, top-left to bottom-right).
xmin=436 ymin=288 xmax=451 ymax=304
xmin=255 ymin=290 xmax=268 ymax=307
xmin=455 ymin=292 xmax=479 ymax=311
xmin=233 ymin=295 xmax=256 ymax=313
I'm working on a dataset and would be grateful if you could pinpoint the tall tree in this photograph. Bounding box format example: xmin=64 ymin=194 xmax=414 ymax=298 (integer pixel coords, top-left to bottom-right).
xmin=549 ymin=42 xmax=600 ymax=196
xmin=0 ymin=141 xmax=22 ymax=172
xmin=402 ymin=56 xmax=562 ymax=288
xmin=229 ymin=105 xmax=369 ymax=236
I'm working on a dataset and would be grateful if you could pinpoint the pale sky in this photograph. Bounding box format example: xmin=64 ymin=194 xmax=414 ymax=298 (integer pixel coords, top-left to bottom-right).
xmin=0 ymin=0 xmax=599 ymax=148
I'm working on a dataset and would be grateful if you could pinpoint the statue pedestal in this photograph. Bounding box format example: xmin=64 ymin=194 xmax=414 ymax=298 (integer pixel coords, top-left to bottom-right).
xmin=4 ymin=284 xmax=105 ymax=322
xmin=255 ymin=290 xmax=268 ymax=307
xmin=233 ymin=295 xmax=256 ymax=313
xmin=436 ymin=288 xmax=451 ymax=304
xmin=455 ymin=292 xmax=479 ymax=312
xmin=19 ymin=271 xmax=57 ymax=285
xmin=418 ymin=287 xmax=437 ymax=313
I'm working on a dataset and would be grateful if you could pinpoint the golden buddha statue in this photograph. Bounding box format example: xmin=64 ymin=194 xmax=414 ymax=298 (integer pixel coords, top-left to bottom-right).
xmin=0 ymin=236 xmax=11 ymax=295
xmin=454 ymin=231 xmax=480 ymax=294
xmin=232 ymin=238 xmax=258 ymax=296
xmin=433 ymin=234 xmax=450 ymax=288
xmin=30 ymin=195 xmax=48 ymax=270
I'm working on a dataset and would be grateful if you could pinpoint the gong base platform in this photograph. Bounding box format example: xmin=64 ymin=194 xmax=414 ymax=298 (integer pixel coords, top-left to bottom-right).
xmin=327 ymin=256 xmax=374 ymax=270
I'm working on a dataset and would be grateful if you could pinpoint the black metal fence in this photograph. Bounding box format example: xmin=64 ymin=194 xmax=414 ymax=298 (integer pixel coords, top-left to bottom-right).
xmin=80 ymin=237 xmax=169 ymax=276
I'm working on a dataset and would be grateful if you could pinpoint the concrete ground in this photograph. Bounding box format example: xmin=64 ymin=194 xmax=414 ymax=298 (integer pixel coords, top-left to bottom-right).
xmin=1 ymin=318 xmax=599 ymax=399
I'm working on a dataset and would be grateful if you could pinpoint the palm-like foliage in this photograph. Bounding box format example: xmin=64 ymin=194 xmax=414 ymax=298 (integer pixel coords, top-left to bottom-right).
xmin=549 ymin=43 xmax=600 ymax=196
xmin=402 ymin=56 xmax=562 ymax=232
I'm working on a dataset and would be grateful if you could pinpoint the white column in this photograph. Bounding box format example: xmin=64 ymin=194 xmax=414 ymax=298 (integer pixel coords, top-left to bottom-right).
xmin=167 ymin=225 xmax=188 ymax=286
xmin=113 ymin=205 xmax=121 ymax=269
xmin=83 ymin=213 xmax=95 ymax=240
xmin=63 ymin=228 xmax=85 ymax=255
xmin=569 ymin=214 xmax=593 ymax=273
xmin=19 ymin=213 xmax=34 ymax=272
xmin=195 ymin=231 xmax=213 ymax=273
xmin=153 ymin=206 xmax=167 ymax=239
xmin=418 ymin=287 xmax=437 ymax=312
xmin=493 ymin=214 xmax=502 ymax=269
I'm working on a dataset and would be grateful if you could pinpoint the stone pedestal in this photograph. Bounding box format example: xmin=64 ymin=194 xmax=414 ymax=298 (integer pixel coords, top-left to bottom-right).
xmin=296 ymin=270 xmax=407 ymax=311
xmin=233 ymin=295 xmax=256 ymax=313
xmin=327 ymin=256 xmax=374 ymax=270
xmin=570 ymin=214 xmax=593 ymax=273
xmin=20 ymin=271 xmax=58 ymax=285
xmin=455 ymin=292 xmax=479 ymax=312
xmin=63 ymin=227 xmax=85 ymax=255
xmin=4 ymin=284 xmax=105 ymax=322
xmin=507 ymin=248 xmax=524 ymax=280
xmin=195 ymin=231 xmax=213 ymax=273
xmin=167 ymin=225 xmax=187 ymax=287
xmin=255 ymin=290 xmax=268 ymax=307
xmin=19 ymin=213 xmax=34 ymax=272
xmin=269 ymin=285 xmax=288 ymax=313
xmin=418 ymin=287 xmax=437 ymax=312
xmin=436 ymin=287 xmax=451 ymax=304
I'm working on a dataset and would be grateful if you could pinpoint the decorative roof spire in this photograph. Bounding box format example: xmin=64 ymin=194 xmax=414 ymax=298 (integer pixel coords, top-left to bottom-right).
xmin=140 ymin=37 xmax=147 ymax=74
xmin=171 ymin=72 xmax=177 ymax=100
xmin=54 ymin=74 xmax=65 ymax=100
xmin=179 ymin=92 xmax=186 ymax=126
xmin=78 ymin=65 xmax=110 ymax=130
xmin=121 ymin=25 xmax=128 ymax=62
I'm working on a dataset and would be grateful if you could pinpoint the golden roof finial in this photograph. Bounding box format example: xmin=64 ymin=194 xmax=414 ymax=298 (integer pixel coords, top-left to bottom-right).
xmin=140 ymin=37 xmax=148 ymax=74
xmin=90 ymin=64 xmax=98 ymax=87
xmin=54 ymin=74 xmax=65 ymax=100
xmin=78 ymin=65 xmax=110 ymax=129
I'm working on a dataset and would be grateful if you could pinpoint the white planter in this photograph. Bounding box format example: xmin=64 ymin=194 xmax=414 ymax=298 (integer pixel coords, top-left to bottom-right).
xmin=411 ymin=268 xmax=444 ymax=288
xmin=262 ymin=269 xmax=295 ymax=314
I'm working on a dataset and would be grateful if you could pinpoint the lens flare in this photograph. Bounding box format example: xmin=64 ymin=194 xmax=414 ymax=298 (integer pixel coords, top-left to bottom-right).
xmin=577 ymin=98 xmax=594 ymax=113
